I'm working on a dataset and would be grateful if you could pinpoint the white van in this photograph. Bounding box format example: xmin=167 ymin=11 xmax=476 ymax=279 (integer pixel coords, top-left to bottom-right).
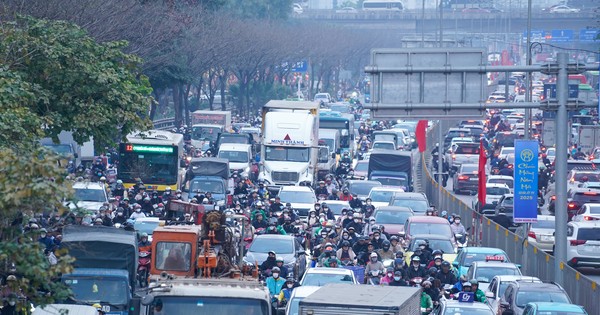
xmin=33 ymin=304 xmax=98 ymax=315
xmin=286 ymin=286 xmax=321 ymax=315
xmin=217 ymin=143 xmax=252 ymax=176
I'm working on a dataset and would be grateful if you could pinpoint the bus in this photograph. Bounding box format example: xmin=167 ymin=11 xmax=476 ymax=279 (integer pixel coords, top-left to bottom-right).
xmin=117 ymin=130 xmax=184 ymax=192
xmin=319 ymin=111 xmax=355 ymax=158
xmin=362 ymin=0 xmax=404 ymax=11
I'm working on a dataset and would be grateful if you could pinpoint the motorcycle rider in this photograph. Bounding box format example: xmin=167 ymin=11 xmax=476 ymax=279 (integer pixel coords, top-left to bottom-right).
xmin=277 ymin=277 xmax=298 ymax=307
xmin=364 ymin=252 xmax=384 ymax=284
xmin=336 ymin=240 xmax=356 ymax=265
xmin=321 ymin=203 xmax=335 ymax=221
xmin=234 ymin=181 xmax=248 ymax=195
xmin=349 ymin=194 xmax=363 ymax=209
xmin=450 ymin=215 xmax=467 ymax=244
xmin=414 ymin=240 xmax=433 ymax=265
xmin=426 ymin=250 xmax=444 ymax=269
xmin=390 ymin=270 xmax=408 ymax=286
xmin=281 ymin=216 xmax=297 ymax=235
xmin=130 ymin=204 xmax=146 ymax=220
xmin=269 ymin=196 xmax=284 ymax=217
xmin=377 ymin=240 xmax=395 ymax=260
xmin=380 ymin=267 xmax=395 ymax=285
xmin=470 ymin=279 xmax=487 ymax=303
xmin=436 ymin=261 xmax=457 ymax=286
xmin=138 ymin=233 xmax=151 ymax=248
xmin=389 ymin=236 xmax=404 ymax=254
xmin=113 ymin=180 xmax=125 ymax=198
xmin=344 ymin=213 xmax=363 ymax=232
xmin=406 ymin=256 xmax=427 ymax=279
xmin=112 ymin=210 xmax=127 ymax=225
xmin=339 ymin=189 xmax=353 ymax=201
xmin=162 ymin=187 xmax=173 ymax=202
xmin=251 ymin=212 xmax=268 ymax=229
xmin=363 ymin=198 xmax=375 ymax=218
xmin=420 ymin=281 xmax=434 ymax=314
xmin=274 ymin=257 xmax=289 ymax=279
xmin=314 ymin=181 xmax=329 ymax=198
xmin=260 ymin=251 xmax=278 ymax=273
xmin=266 ymin=266 xmax=285 ymax=303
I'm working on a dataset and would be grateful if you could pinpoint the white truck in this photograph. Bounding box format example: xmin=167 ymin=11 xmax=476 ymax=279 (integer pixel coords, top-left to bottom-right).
xmin=259 ymin=100 xmax=319 ymax=188
xmin=299 ymin=283 xmax=421 ymax=315
xmin=191 ymin=110 xmax=231 ymax=130
xmin=577 ymin=125 xmax=600 ymax=155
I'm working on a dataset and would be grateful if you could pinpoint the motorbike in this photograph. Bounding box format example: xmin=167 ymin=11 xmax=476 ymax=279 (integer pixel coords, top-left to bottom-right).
xmin=234 ymin=194 xmax=248 ymax=208
xmin=442 ymin=284 xmax=455 ymax=300
xmin=367 ymin=269 xmax=382 ymax=285
xmin=137 ymin=249 xmax=151 ymax=287
xmin=409 ymin=277 xmax=424 ymax=287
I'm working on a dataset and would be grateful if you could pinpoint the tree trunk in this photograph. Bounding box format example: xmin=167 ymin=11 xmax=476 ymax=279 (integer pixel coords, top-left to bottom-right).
xmin=172 ymin=84 xmax=182 ymax=128
xmin=184 ymin=83 xmax=191 ymax=127
xmin=150 ymin=88 xmax=160 ymax=120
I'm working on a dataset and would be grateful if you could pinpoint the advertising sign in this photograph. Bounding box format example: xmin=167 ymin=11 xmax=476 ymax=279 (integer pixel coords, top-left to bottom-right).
xmin=514 ymin=140 xmax=539 ymax=223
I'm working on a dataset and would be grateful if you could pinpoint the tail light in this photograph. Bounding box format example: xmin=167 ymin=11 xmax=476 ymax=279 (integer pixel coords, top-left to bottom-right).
xmin=458 ymin=175 xmax=469 ymax=180
xmin=528 ymin=231 xmax=537 ymax=239
xmin=584 ymin=216 xmax=598 ymax=221
xmin=551 ymin=195 xmax=556 ymax=201
xmin=568 ymin=202 xmax=578 ymax=210
xmin=570 ymin=240 xmax=587 ymax=246
xmin=452 ymin=154 xmax=456 ymax=160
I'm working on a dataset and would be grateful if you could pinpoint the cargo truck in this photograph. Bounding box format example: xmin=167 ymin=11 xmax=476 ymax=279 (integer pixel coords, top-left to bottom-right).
xmin=259 ymin=100 xmax=319 ymax=190
xmin=298 ymin=283 xmax=421 ymax=315
xmin=191 ymin=110 xmax=231 ymax=130
xmin=577 ymin=125 xmax=600 ymax=155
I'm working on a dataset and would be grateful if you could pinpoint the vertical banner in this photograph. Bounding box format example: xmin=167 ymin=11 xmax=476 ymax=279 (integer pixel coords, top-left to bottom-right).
xmin=514 ymin=140 xmax=539 ymax=223
xmin=415 ymin=120 xmax=428 ymax=153
xmin=477 ymin=139 xmax=487 ymax=207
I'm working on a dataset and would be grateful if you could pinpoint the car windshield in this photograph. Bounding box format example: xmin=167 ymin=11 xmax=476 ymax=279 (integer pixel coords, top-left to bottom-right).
xmin=572 ymin=193 xmax=600 ymax=204
xmin=74 ymin=188 xmax=106 ymax=202
xmin=496 ymin=133 xmax=519 ymax=146
xmin=391 ymin=199 xmax=429 ymax=213
xmin=148 ymin=297 xmax=269 ymax=315
xmin=587 ymin=205 xmax=600 ymax=214
xmin=63 ymin=276 xmax=128 ymax=305
xmin=220 ymin=136 xmax=248 ymax=144
xmin=515 ymin=291 xmax=570 ymax=308
xmin=354 ymin=162 xmax=368 ymax=172
xmin=487 ymin=187 xmax=510 ymax=195
xmin=300 ymin=272 xmax=354 ymax=286
xmin=461 ymin=165 xmax=478 ymax=173
xmin=475 ymin=267 xmax=520 ymax=283
xmin=375 ymin=210 xmax=412 ymax=225
xmin=577 ymin=228 xmax=600 ymax=241
xmin=532 ymin=219 xmax=555 ymax=229
xmin=372 ymin=142 xmax=395 ymax=150
xmin=573 ymin=173 xmax=600 ymax=182
xmin=278 ymin=191 xmax=316 ymax=204
xmin=134 ymin=220 xmax=159 ymax=235
xmin=350 ymin=182 xmax=382 ymax=196
xmin=442 ymin=308 xmax=494 ymax=315
xmin=369 ymin=190 xmax=396 ymax=202
xmin=191 ymin=126 xmax=221 ymax=141
xmin=218 ymin=150 xmax=249 ymax=163
xmin=462 ymin=252 xmax=507 ymax=267
xmin=189 ymin=179 xmax=224 ymax=194
xmin=326 ymin=203 xmax=349 ymax=215
xmin=330 ymin=105 xmax=351 ymax=113
xmin=265 ymin=146 xmax=310 ymax=162
xmin=249 ymin=238 xmax=293 ymax=254
xmin=372 ymin=177 xmax=407 ymax=187
xmin=410 ymin=239 xmax=454 ymax=253
xmin=44 ymin=144 xmax=73 ymax=155
xmin=408 ymin=222 xmax=452 ymax=237
xmin=488 ymin=178 xmax=514 ymax=188
xmin=455 ymin=145 xmax=480 ymax=155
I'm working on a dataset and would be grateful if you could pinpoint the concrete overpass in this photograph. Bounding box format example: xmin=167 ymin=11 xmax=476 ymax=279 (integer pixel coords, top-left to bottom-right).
xmin=294 ymin=10 xmax=597 ymax=35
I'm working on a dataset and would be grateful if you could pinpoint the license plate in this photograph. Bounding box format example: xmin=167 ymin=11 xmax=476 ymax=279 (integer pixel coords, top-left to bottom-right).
xmin=585 ymin=245 xmax=600 ymax=253
xmin=540 ymin=235 xmax=553 ymax=242
xmin=470 ymin=178 xmax=478 ymax=181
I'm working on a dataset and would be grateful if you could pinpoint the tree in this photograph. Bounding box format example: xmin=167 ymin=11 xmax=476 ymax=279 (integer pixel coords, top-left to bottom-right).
xmin=0 ymin=147 xmax=75 ymax=310
xmin=0 ymin=16 xmax=153 ymax=149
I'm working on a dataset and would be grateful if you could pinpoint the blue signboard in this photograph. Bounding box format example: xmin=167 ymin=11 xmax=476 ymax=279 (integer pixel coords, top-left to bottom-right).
xmin=514 ymin=140 xmax=539 ymax=223
xmin=291 ymin=60 xmax=308 ymax=73
xmin=542 ymin=84 xmax=579 ymax=99
xmin=579 ymin=29 xmax=599 ymax=42
xmin=457 ymin=292 xmax=474 ymax=303
xmin=550 ymin=29 xmax=574 ymax=42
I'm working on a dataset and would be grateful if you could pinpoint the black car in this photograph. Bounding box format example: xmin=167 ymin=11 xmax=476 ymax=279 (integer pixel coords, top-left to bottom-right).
xmin=452 ymin=164 xmax=479 ymax=195
xmin=493 ymin=194 xmax=520 ymax=231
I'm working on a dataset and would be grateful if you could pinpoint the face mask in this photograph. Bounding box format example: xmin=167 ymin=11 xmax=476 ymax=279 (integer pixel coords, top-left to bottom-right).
xmin=367 ymin=201 xmax=372 ymax=205
xmin=371 ymin=258 xmax=377 ymax=262
xmin=287 ymin=283 xmax=293 ymax=288
xmin=8 ymin=301 xmax=16 ymax=306
xmin=41 ymin=233 xmax=47 ymax=238
xmin=118 ymin=213 xmax=123 ymax=216
xmin=419 ymin=245 xmax=425 ymax=249
xmin=387 ymin=273 xmax=392 ymax=277
xmin=354 ymin=219 xmax=359 ymax=223
xmin=374 ymin=236 xmax=380 ymax=240
xmin=394 ymin=276 xmax=401 ymax=281
xmin=177 ymin=193 xmax=182 ymax=198
xmin=343 ymin=235 xmax=348 ymax=239
xmin=136 ymin=209 xmax=141 ymax=212
xmin=165 ymin=192 xmax=171 ymax=195
xmin=272 ymin=273 xmax=279 ymax=279
xmin=455 ymin=220 xmax=461 ymax=224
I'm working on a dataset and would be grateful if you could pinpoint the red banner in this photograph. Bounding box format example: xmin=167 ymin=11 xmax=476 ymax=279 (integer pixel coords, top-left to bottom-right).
xmin=477 ymin=140 xmax=487 ymax=206
xmin=416 ymin=120 xmax=428 ymax=153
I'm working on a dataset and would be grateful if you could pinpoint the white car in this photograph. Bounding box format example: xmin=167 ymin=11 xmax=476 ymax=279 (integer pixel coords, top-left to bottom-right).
xmin=484 ymin=183 xmax=510 ymax=206
xmin=566 ymin=221 xmax=600 ymax=268
xmin=313 ymin=93 xmax=332 ymax=104
xmin=499 ymin=146 xmax=515 ymax=157
xmin=133 ymin=217 xmax=162 ymax=242
xmin=277 ymin=185 xmax=317 ymax=218
xmin=549 ymin=5 xmax=580 ymax=13
xmin=572 ymin=203 xmax=600 ymax=222
xmin=323 ymin=200 xmax=350 ymax=221
xmin=485 ymin=275 xmax=542 ymax=314
xmin=517 ymin=215 xmax=555 ymax=252
xmin=69 ymin=182 xmax=109 ymax=212
xmin=299 ymin=267 xmax=358 ymax=286
xmin=286 ymin=286 xmax=320 ymax=315
xmin=487 ymin=175 xmax=514 ymax=193
xmin=293 ymin=3 xmax=304 ymax=14
xmin=368 ymin=187 xmax=405 ymax=209
xmin=546 ymin=147 xmax=556 ymax=164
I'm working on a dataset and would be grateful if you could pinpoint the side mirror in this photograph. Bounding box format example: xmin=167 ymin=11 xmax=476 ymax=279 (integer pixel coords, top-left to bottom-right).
xmin=398 ymin=232 xmax=406 ymax=239
xmin=73 ymin=153 xmax=79 ymax=158
xmin=485 ymin=291 xmax=494 ymax=299
xmin=331 ymin=152 xmax=337 ymax=159
xmin=452 ymin=261 xmax=459 ymax=268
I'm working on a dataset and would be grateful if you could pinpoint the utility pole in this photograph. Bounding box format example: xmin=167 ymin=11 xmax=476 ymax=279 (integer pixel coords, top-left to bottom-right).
xmin=524 ymin=0 xmax=532 ymax=139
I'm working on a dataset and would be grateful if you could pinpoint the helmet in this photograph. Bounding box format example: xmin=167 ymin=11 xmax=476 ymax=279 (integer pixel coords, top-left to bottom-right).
xmin=141 ymin=232 xmax=148 ymax=238
xmin=454 ymin=215 xmax=461 ymax=220
xmin=463 ymin=281 xmax=472 ymax=288
xmin=411 ymin=256 xmax=420 ymax=262
xmin=272 ymin=267 xmax=281 ymax=273
xmin=276 ymin=256 xmax=284 ymax=263
xmin=100 ymin=176 xmax=106 ymax=181
xmin=165 ymin=186 xmax=172 ymax=191
xmin=432 ymin=250 xmax=443 ymax=257
xmin=341 ymin=241 xmax=350 ymax=247
xmin=255 ymin=201 xmax=263 ymax=207
xmin=470 ymin=279 xmax=479 ymax=285
xmin=370 ymin=252 xmax=378 ymax=258
xmin=441 ymin=261 xmax=451 ymax=268
xmin=286 ymin=277 xmax=294 ymax=283
xmin=382 ymin=240 xmax=391 ymax=248
xmin=428 ymin=267 xmax=438 ymax=274
xmin=416 ymin=240 xmax=427 ymax=247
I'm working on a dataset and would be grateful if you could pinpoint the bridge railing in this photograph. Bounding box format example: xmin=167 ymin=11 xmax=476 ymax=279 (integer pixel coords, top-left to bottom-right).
xmin=419 ymin=122 xmax=598 ymax=313
xmin=152 ymin=118 xmax=175 ymax=130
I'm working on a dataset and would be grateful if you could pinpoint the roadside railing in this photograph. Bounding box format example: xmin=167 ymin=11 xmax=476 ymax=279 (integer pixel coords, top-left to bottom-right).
xmin=419 ymin=122 xmax=598 ymax=313
xmin=152 ymin=118 xmax=175 ymax=130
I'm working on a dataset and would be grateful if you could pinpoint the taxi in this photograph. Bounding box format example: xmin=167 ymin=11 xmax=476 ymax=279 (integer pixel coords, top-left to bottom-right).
xmin=432 ymin=293 xmax=495 ymax=315
xmin=452 ymin=247 xmax=510 ymax=278
xmin=403 ymin=234 xmax=458 ymax=266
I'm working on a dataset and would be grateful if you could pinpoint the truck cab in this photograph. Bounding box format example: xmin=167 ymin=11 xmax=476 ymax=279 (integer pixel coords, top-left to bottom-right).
xmin=183 ymin=158 xmax=231 ymax=206
xmin=217 ymin=143 xmax=252 ymax=177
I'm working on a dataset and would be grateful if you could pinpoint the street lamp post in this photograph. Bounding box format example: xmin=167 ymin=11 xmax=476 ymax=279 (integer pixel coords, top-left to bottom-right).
xmin=524 ymin=0 xmax=533 ymax=139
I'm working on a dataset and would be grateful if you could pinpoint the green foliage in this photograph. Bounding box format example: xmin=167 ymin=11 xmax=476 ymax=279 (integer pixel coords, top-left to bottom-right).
xmin=0 ymin=16 xmax=153 ymax=149
xmin=0 ymin=147 xmax=74 ymax=308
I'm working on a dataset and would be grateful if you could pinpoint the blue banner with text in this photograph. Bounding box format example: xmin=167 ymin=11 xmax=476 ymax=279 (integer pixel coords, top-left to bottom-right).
xmin=514 ymin=140 xmax=539 ymax=223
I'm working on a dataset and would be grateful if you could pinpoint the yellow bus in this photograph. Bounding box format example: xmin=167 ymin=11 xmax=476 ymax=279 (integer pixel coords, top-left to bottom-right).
xmin=117 ymin=130 xmax=184 ymax=191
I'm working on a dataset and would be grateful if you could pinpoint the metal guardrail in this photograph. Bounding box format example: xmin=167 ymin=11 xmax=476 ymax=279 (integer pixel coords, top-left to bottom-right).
xmin=295 ymin=10 xmax=596 ymax=21
xmin=152 ymin=118 xmax=175 ymax=130
xmin=419 ymin=122 xmax=598 ymax=313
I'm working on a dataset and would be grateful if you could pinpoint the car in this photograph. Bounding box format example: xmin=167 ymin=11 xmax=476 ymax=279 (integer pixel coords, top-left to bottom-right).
xmin=133 ymin=217 xmax=162 ymax=242
xmin=342 ymin=180 xmax=382 ymax=200
xmin=371 ymin=141 xmax=396 ymax=151
xmin=292 ymin=3 xmax=303 ymax=14
xmin=465 ymin=260 xmax=522 ymax=291
xmin=572 ymin=203 xmax=600 ymax=222
xmin=404 ymin=234 xmax=458 ymax=266
xmin=432 ymin=299 xmax=494 ymax=315
xmin=563 ymin=188 xmax=600 ymax=220
xmin=403 ymin=216 xmax=455 ymax=246
xmin=323 ymin=200 xmax=350 ymax=220
xmin=68 ymin=181 xmax=110 ymax=212
xmin=487 ymin=175 xmax=514 ymax=193
xmin=453 ymin=247 xmax=510 ymax=278
xmin=449 ymin=137 xmax=475 ymax=148
xmin=458 ymin=120 xmax=484 ymax=128
xmin=581 ymin=182 xmax=600 ymax=190
xmin=313 ymin=93 xmax=331 ymax=104
xmin=367 ymin=187 xmax=405 ymax=208
xmin=565 ymin=220 xmax=600 ymax=268
xmin=498 ymin=282 xmax=571 ymax=315
xmin=335 ymin=6 xmax=358 ymax=13
xmin=298 ymin=267 xmax=358 ymax=287
xmin=492 ymin=132 xmax=519 ymax=149
xmin=494 ymin=194 xmax=520 ymax=231
xmin=485 ymin=275 xmax=542 ymax=313
xmin=461 ymin=7 xmax=490 ymax=13
xmin=521 ymin=302 xmax=588 ymax=315
xmin=476 ymin=183 xmax=510 ymax=214
xmin=285 ymin=285 xmax=320 ymax=315
xmin=243 ymin=234 xmax=307 ymax=280
xmin=568 ymin=170 xmax=600 ymax=190
xmin=462 ymin=125 xmax=484 ymax=138
xmin=452 ymin=163 xmax=479 ymax=195
xmin=373 ymin=206 xmax=414 ymax=236
xmin=447 ymin=143 xmax=480 ymax=169
xmin=549 ymin=5 xmax=580 ymax=13
xmin=444 ymin=128 xmax=472 ymax=148
xmin=499 ymin=146 xmax=515 ymax=157
xmin=515 ymin=215 xmax=555 ymax=252
xmin=352 ymin=160 xmax=369 ymax=179
xmin=277 ymin=185 xmax=317 ymax=217
xmin=390 ymin=192 xmax=430 ymax=214
xmin=589 ymin=146 xmax=600 ymax=163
